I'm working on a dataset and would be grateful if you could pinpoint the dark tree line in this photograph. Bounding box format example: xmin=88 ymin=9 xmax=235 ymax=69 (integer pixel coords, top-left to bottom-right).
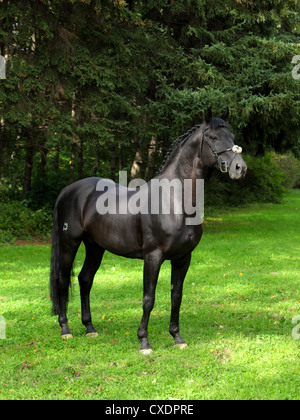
xmin=0 ymin=0 xmax=299 ymax=204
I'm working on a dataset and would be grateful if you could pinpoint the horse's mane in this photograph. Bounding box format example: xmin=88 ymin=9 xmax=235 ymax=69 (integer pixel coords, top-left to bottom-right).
xmin=156 ymin=125 xmax=201 ymax=176
xmin=156 ymin=118 xmax=229 ymax=176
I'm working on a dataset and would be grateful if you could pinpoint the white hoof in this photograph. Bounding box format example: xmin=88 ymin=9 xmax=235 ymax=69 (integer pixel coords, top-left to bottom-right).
xmin=175 ymin=343 xmax=188 ymax=350
xmin=61 ymin=334 xmax=73 ymax=339
xmin=86 ymin=332 xmax=99 ymax=338
xmin=139 ymin=348 xmax=153 ymax=355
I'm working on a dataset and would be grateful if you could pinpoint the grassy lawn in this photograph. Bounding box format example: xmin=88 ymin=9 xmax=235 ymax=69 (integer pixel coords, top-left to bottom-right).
xmin=0 ymin=190 xmax=300 ymax=400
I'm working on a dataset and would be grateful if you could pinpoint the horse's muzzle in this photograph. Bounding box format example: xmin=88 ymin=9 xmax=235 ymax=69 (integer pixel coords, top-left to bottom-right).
xmin=229 ymin=155 xmax=247 ymax=180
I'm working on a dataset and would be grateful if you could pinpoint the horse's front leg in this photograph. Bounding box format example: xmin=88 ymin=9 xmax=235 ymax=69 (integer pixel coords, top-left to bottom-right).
xmin=138 ymin=250 xmax=163 ymax=354
xmin=169 ymin=253 xmax=191 ymax=348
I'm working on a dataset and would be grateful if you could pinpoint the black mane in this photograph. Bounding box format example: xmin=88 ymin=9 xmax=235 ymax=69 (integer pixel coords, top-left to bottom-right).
xmin=156 ymin=118 xmax=229 ymax=176
xmin=156 ymin=125 xmax=201 ymax=176
xmin=156 ymin=116 xmax=231 ymax=176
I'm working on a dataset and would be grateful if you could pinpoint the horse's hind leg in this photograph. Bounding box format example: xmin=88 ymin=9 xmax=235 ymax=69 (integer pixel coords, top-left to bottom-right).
xmin=58 ymin=240 xmax=81 ymax=338
xmin=78 ymin=238 xmax=105 ymax=336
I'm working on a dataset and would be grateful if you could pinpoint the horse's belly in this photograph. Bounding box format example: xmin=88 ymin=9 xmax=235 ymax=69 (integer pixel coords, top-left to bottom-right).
xmin=85 ymin=214 xmax=143 ymax=259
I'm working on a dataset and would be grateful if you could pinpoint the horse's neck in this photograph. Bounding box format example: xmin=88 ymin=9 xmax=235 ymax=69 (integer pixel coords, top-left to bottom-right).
xmin=162 ymin=128 xmax=206 ymax=181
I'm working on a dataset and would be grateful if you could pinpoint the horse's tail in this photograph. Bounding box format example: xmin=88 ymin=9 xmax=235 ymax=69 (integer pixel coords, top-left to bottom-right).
xmin=50 ymin=201 xmax=61 ymax=315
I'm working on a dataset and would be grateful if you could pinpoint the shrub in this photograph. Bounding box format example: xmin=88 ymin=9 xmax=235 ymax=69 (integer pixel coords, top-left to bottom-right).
xmin=0 ymin=229 xmax=16 ymax=244
xmin=0 ymin=152 xmax=299 ymax=241
xmin=0 ymin=201 xmax=52 ymax=243
xmin=271 ymin=152 xmax=300 ymax=189
xmin=26 ymin=174 xmax=67 ymax=211
xmin=205 ymin=153 xmax=289 ymax=206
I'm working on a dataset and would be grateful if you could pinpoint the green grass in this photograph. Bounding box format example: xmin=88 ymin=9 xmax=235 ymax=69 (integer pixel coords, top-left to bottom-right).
xmin=1 ymin=190 xmax=300 ymax=400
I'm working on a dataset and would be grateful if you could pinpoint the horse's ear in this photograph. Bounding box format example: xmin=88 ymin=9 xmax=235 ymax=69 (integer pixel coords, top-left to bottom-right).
xmin=220 ymin=107 xmax=229 ymax=122
xmin=205 ymin=107 xmax=212 ymax=124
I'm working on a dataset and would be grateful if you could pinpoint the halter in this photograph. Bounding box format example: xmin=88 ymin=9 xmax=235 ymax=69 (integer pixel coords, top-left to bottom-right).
xmin=201 ymin=127 xmax=243 ymax=173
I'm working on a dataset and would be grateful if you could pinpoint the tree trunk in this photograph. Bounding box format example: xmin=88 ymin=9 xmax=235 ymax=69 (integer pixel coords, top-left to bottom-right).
xmin=54 ymin=144 xmax=60 ymax=172
xmin=0 ymin=119 xmax=5 ymax=180
xmin=69 ymin=91 xmax=77 ymax=184
xmin=118 ymin=141 xmax=123 ymax=171
xmin=69 ymin=139 xmax=76 ymax=184
xmin=144 ymin=136 xmax=157 ymax=181
xmin=95 ymin=141 xmax=101 ymax=175
xmin=22 ymin=131 xmax=35 ymax=199
xmin=77 ymin=138 xmax=83 ymax=180
xmin=40 ymin=134 xmax=48 ymax=179
xmin=130 ymin=146 xmax=143 ymax=180
xmin=40 ymin=147 xmax=47 ymax=179
xmin=110 ymin=141 xmax=116 ymax=181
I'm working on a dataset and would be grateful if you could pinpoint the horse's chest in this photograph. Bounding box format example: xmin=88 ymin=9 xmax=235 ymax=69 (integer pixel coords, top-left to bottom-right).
xmin=181 ymin=227 xmax=201 ymax=247
xmin=167 ymin=224 xmax=203 ymax=257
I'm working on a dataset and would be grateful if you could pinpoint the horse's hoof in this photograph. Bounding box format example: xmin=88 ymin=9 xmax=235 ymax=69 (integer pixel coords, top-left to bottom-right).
xmin=139 ymin=348 xmax=153 ymax=355
xmin=175 ymin=342 xmax=188 ymax=350
xmin=61 ymin=334 xmax=73 ymax=339
xmin=86 ymin=332 xmax=99 ymax=338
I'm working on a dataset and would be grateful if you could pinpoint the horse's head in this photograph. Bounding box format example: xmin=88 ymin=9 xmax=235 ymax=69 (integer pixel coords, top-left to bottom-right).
xmin=201 ymin=108 xmax=247 ymax=180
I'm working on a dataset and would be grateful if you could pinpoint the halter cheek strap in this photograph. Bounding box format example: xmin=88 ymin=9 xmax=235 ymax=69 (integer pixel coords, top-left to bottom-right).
xmin=201 ymin=128 xmax=243 ymax=173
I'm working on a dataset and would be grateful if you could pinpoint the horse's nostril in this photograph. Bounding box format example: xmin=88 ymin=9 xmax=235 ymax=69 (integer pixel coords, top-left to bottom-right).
xmin=236 ymin=163 xmax=241 ymax=172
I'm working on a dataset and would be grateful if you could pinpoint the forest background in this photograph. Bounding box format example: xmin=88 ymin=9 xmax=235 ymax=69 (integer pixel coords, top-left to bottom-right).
xmin=0 ymin=0 xmax=300 ymax=241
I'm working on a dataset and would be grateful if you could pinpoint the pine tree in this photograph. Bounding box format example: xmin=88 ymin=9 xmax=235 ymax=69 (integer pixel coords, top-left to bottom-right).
xmin=0 ymin=0 xmax=299 ymax=205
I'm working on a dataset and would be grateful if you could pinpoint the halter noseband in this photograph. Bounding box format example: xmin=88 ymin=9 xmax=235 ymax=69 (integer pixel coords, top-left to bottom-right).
xmin=201 ymin=127 xmax=243 ymax=173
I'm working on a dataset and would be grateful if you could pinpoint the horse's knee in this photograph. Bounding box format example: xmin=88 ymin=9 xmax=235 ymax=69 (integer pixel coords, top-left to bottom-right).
xmin=143 ymin=295 xmax=155 ymax=312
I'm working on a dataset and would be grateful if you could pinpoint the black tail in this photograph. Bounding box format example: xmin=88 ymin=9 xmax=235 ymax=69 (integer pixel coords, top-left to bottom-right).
xmin=50 ymin=203 xmax=60 ymax=315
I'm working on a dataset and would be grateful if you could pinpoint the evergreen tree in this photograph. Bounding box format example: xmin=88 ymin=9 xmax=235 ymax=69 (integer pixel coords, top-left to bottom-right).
xmin=0 ymin=0 xmax=299 ymax=205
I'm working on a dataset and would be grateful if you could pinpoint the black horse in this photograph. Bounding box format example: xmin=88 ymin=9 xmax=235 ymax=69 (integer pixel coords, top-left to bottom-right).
xmin=50 ymin=108 xmax=247 ymax=354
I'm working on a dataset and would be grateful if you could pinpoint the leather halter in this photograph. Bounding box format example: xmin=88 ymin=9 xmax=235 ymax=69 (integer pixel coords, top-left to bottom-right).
xmin=201 ymin=127 xmax=243 ymax=173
